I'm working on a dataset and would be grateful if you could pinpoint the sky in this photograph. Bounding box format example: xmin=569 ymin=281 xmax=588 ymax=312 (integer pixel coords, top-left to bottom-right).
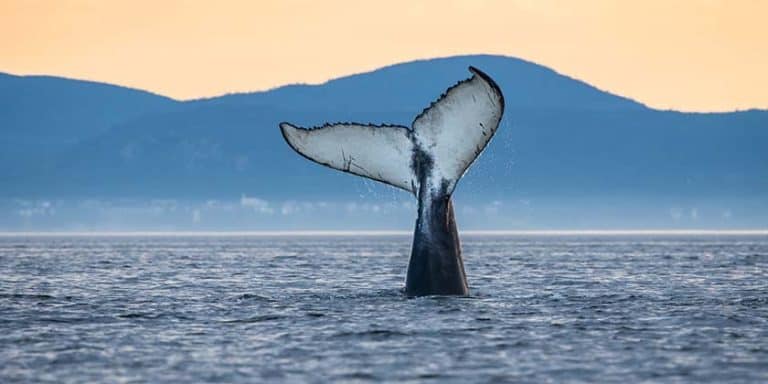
xmin=1 ymin=0 xmax=766 ymax=112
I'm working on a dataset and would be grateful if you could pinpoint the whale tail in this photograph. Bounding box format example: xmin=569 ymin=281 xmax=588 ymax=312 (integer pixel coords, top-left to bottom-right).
xmin=279 ymin=66 xmax=505 ymax=196
xmin=280 ymin=66 xmax=505 ymax=296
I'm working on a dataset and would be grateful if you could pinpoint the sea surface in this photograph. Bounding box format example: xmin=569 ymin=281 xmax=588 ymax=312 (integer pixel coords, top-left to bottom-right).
xmin=1 ymin=234 xmax=767 ymax=383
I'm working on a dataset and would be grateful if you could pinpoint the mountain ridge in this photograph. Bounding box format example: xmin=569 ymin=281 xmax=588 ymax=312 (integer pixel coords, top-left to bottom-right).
xmin=191 ymin=55 xmax=646 ymax=109
xmin=0 ymin=71 xmax=179 ymax=102
xmin=4 ymin=54 xmax=768 ymax=114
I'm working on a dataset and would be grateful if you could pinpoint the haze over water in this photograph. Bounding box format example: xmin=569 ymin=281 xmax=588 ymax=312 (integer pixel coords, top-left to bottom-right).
xmin=2 ymin=234 xmax=766 ymax=382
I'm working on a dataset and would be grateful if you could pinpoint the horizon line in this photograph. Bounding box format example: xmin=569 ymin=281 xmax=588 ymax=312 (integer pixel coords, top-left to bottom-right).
xmin=1 ymin=230 xmax=767 ymax=237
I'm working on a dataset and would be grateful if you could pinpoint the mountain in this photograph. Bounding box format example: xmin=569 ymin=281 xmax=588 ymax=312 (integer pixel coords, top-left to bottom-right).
xmin=0 ymin=72 xmax=179 ymax=176
xmin=1 ymin=55 xmax=766 ymax=229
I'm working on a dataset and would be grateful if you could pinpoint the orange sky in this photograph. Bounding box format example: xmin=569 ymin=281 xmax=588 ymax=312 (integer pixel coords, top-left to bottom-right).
xmin=1 ymin=0 xmax=766 ymax=111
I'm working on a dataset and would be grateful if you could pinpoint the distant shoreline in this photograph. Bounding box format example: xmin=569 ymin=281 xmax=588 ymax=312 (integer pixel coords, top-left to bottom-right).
xmin=1 ymin=230 xmax=766 ymax=237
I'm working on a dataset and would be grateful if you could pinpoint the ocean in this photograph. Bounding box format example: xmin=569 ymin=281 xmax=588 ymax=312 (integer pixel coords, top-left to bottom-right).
xmin=1 ymin=234 xmax=767 ymax=382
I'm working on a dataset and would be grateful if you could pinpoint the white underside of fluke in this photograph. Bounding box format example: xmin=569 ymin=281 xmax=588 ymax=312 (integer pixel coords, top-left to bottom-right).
xmin=280 ymin=66 xmax=504 ymax=196
xmin=280 ymin=122 xmax=416 ymax=191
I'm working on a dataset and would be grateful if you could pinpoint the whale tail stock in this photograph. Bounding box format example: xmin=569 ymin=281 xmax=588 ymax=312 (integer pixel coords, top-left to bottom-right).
xmin=280 ymin=66 xmax=505 ymax=296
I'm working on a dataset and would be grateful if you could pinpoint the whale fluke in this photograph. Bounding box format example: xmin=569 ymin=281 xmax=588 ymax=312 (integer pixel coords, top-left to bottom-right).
xmin=280 ymin=66 xmax=505 ymax=296
xmin=280 ymin=122 xmax=416 ymax=192
xmin=409 ymin=66 xmax=505 ymax=194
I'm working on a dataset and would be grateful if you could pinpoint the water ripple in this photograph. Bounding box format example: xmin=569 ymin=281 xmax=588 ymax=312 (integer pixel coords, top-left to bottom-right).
xmin=1 ymin=235 xmax=767 ymax=382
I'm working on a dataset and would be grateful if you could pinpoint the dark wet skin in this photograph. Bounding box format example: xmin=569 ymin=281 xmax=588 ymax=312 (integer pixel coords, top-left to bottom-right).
xmin=405 ymin=196 xmax=469 ymax=297
xmin=405 ymin=175 xmax=469 ymax=297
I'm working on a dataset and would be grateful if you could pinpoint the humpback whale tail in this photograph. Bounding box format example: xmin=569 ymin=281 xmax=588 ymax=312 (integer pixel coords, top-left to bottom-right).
xmin=280 ymin=66 xmax=505 ymax=296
